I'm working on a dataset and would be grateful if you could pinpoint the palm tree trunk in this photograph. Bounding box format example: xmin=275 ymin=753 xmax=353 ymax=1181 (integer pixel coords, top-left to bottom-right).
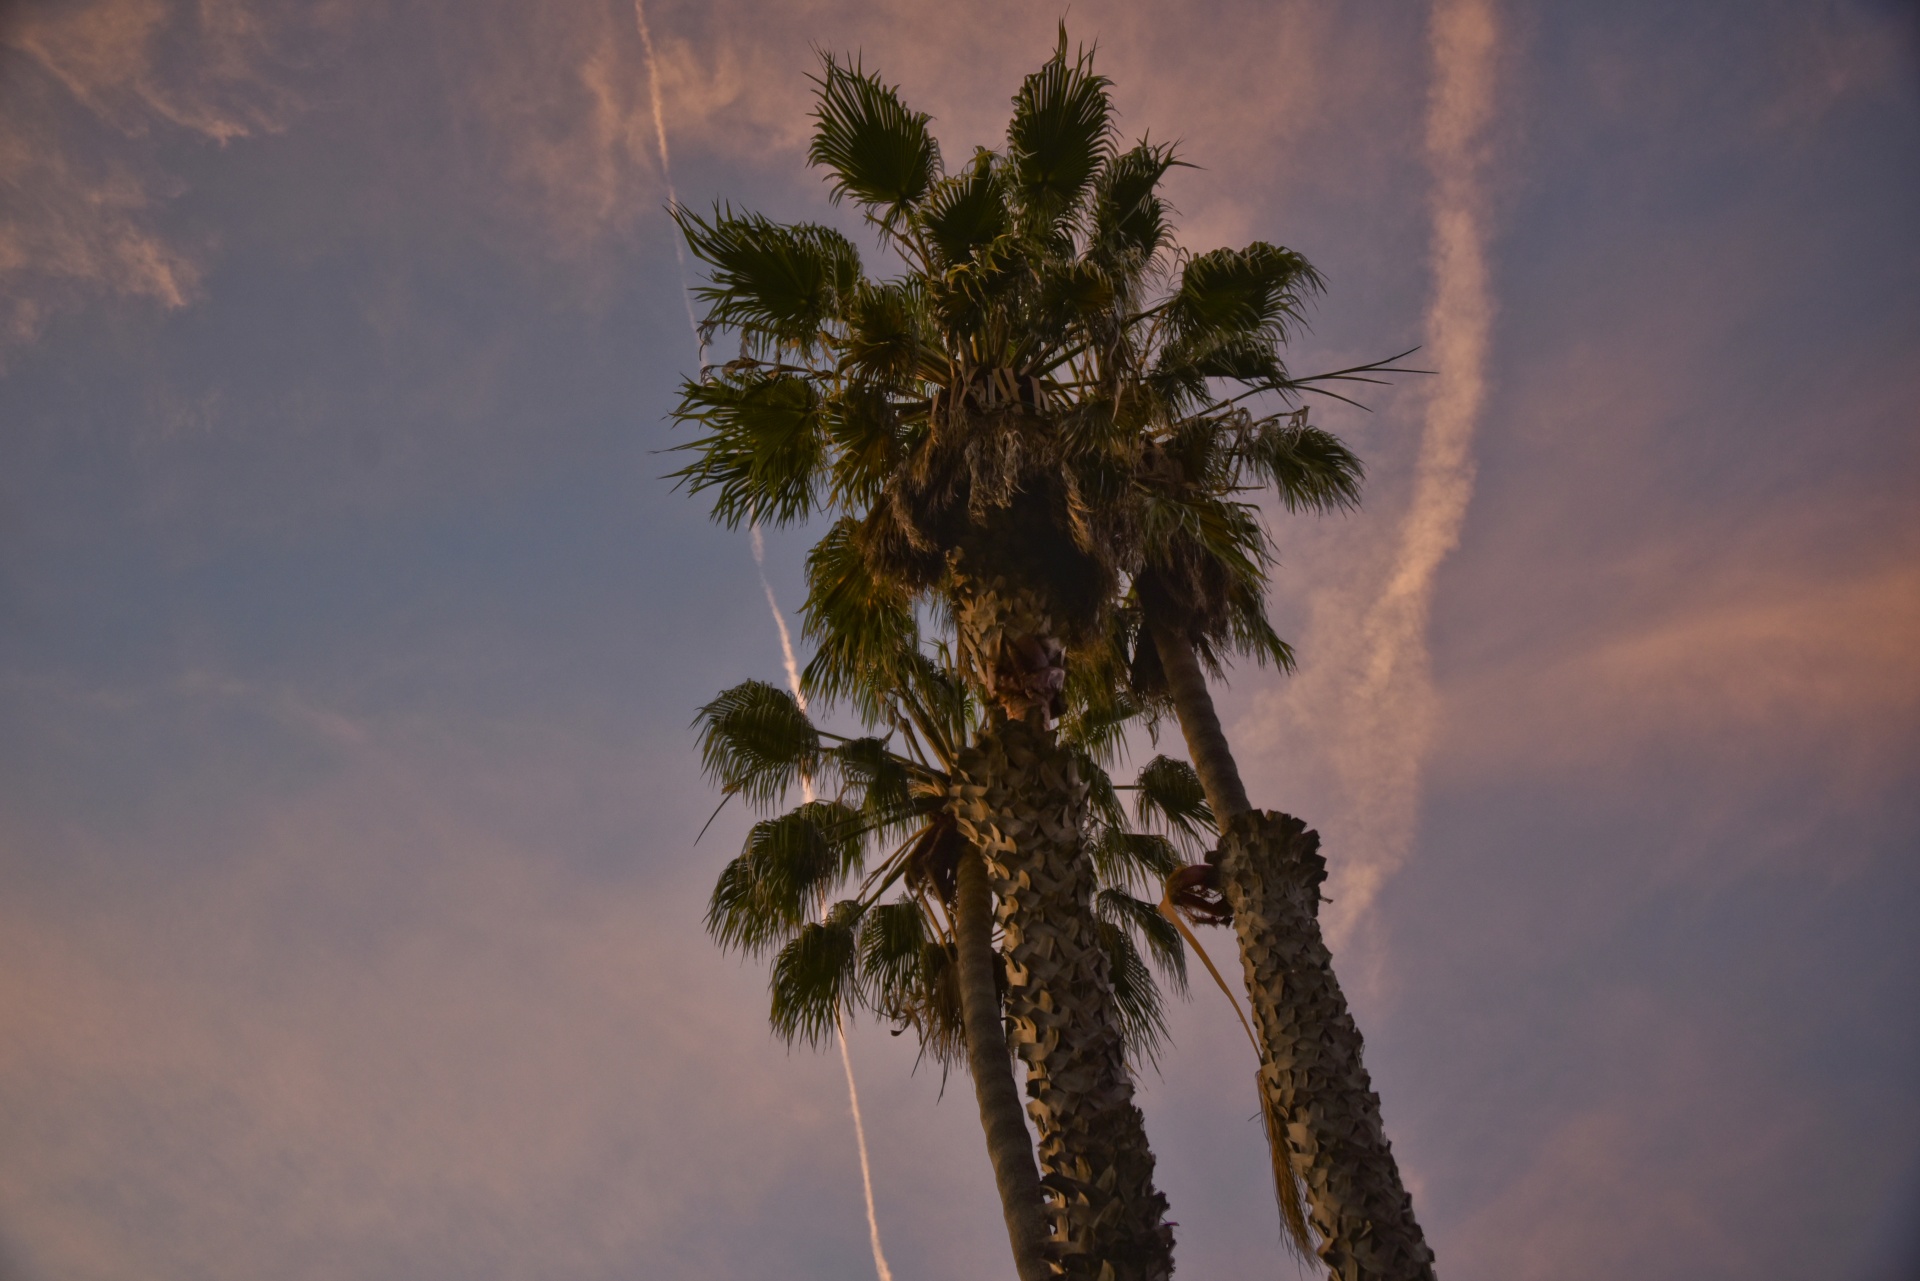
xmin=950 ymin=714 xmax=1174 ymax=1281
xmin=1148 ymin=619 xmax=1437 ymax=1281
xmin=1146 ymin=614 xmax=1250 ymax=825
xmin=955 ymin=846 xmax=1055 ymax=1281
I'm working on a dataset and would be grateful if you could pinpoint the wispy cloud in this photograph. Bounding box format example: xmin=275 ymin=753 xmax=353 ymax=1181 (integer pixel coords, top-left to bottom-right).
xmin=1239 ymin=0 xmax=1501 ymax=948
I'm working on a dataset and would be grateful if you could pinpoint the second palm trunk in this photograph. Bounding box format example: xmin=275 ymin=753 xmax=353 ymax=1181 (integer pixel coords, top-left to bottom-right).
xmin=949 ymin=715 xmax=1173 ymax=1281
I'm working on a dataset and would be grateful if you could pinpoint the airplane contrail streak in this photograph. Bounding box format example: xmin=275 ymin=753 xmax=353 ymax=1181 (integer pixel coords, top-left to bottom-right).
xmin=635 ymin=8 xmax=888 ymax=1275
xmin=750 ymin=526 xmax=895 ymax=1281
xmin=631 ymin=0 xmax=701 ymax=354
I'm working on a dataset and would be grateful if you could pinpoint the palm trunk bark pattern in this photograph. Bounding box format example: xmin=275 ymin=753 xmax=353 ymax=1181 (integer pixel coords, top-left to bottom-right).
xmin=950 ymin=716 xmax=1174 ymax=1281
xmin=1150 ymin=618 xmax=1436 ymax=1280
xmin=955 ymin=846 xmax=1056 ymax=1281
xmin=1218 ymin=811 xmax=1437 ymax=1281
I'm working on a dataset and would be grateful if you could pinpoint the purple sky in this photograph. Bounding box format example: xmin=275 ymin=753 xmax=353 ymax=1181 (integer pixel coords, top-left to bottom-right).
xmin=1 ymin=2 xmax=1915 ymax=1278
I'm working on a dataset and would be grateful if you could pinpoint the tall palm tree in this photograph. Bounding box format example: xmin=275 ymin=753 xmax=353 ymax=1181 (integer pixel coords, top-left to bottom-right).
xmin=694 ymin=639 xmax=1194 ymax=1281
xmin=672 ymin=35 xmax=1186 ymax=1278
xmin=668 ymin=28 xmax=1430 ymax=1278
xmin=1066 ymin=117 xmax=1443 ymax=1281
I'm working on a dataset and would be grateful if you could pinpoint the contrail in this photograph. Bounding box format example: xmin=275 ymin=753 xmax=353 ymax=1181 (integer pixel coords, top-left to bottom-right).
xmin=636 ymin=9 xmax=888 ymax=1275
xmin=836 ymin=1012 xmax=894 ymax=1281
xmin=1321 ymin=0 xmax=1499 ymax=943
xmin=751 ymin=527 xmax=896 ymax=1281
xmin=750 ymin=525 xmax=810 ymax=741
xmin=631 ymin=0 xmax=701 ymax=353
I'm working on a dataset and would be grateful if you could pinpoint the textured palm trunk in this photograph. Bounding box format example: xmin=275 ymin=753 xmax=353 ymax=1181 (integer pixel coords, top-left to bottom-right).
xmin=950 ymin=714 xmax=1174 ymax=1281
xmin=955 ymin=846 xmax=1056 ymax=1281
xmin=1149 ymin=618 xmax=1437 ymax=1281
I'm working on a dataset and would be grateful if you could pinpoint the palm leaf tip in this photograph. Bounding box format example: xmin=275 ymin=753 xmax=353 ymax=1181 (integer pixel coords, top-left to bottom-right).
xmin=1008 ymin=25 xmax=1116 ymax=226
xmin=809 ymin=54 xmax=941 ymax=221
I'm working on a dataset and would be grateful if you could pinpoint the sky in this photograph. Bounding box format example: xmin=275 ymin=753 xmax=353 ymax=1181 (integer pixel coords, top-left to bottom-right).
xmin=0 ymin=1 xmax=1916 ymax=1278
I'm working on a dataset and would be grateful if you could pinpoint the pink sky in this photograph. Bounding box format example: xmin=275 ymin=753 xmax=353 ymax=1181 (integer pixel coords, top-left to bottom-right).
xmin=1 ymin=2 xmax=1915 ymax=1278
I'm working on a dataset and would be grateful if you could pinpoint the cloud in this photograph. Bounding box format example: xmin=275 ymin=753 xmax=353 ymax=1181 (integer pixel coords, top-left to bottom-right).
xmin=1439 ymin=559 xmax=1920 ymax=790
xmin=0 ymin=0 xmax=330 ymax=358
xmin=1235 ymin=0 xmax=1502 ymax=948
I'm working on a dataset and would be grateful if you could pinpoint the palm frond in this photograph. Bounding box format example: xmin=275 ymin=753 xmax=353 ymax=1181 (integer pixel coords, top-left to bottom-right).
xmin=1167 ymin=242 xmax=1322 ymax=349
xmin=809 ymin=55 xmax=942 ymax=226
xmin=1216 ymin=581 xmax=1296 ymax=674
xmin=1136 ymin=487 xmax=1270 ymax=589
xmin=1132 ymin=755 xmax=1215 ymax=849
xmin=695 ymin=679 xmax=822 ymax=809
xmin=1096 ymin=916 xmax=1170 ymax=1067
xmin=1097 ymin=886 xmax=1188 ymax=994
xmin=668 ymin=371 xmax=826 ymax=528
xmin=1007 ymin=26 xmax=1114 ymax=230
xmin=1078 ymin=749 xmax=1128 ymax=834
xmin=1239 ymin=408 xmax=1364 ymax=512
xmin=832 ymin=735 xmax=928 ymax=838
xmin=799 ymin=518 xmax=922 ymax=722
xmin=674 ymin=205 xmax=861 ymax=354
xmin=857 ymin=897 xmax=930 ymax=1009
xmin=917 ymin=150 xmax=1013 ymax=269
xmin=1089 ymin=827 xmax=1184 ymax=897
xmin=840 ymin=279 xmax=930 ymax=388
xmin=823 ymin=382 xmax=905 ymax=513
xmin=769 ymin=898 xmax=866 ymax=1046
xmin=1090 ymin=140 xmax=1182 ymax=265
xmin=706 ymin=800 xmax=865 ymax=955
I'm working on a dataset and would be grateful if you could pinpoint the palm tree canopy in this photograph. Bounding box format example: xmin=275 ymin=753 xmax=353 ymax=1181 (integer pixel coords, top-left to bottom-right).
xmin=695 ymin=663 xmax=1193 ymax=1067
xmin=670 ymin=28 xmax=1409 ymax=723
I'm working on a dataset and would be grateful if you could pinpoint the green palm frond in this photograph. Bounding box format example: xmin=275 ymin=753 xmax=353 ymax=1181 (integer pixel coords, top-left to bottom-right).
xmin=1008 ymin=26 xmax=1115 ymax=231
xmin=1132 ymin=755 xmax=1215 ymax=849
xmin=695 ymin=679 xmax=822 ymax=809
xmin=823 ymin=382 xmax=906 ymax=513
xmin=1078 ymin=749 xmax=1128 ymax=833
xmin=1097 ymin=886 xmax=1188 ymax=995
xmin=857 ymin=897 xmax=930 ymax=1006
xmin=1058 ymin=641 xmax=1140 ymax=766
xmin=833 ymin=735 xmax=928 ymax=836
xmin=809 ymin=55 xmax=942 ymax=227
xmin=1090 ymin=141 xmax=1182 ymax=266
xmin=707 ymin=800 xmax=865 ymax=955
xmin=799 ymin=518 xmax=922 ymax=722
xmin=1089 ymin=827 xmax=1184 ymax=897
xmin=1181 ymin=334 xmax=1288 ymax=386
xmin=1137 ymin=487 xmax=1270 ymax=588
xmin=1096 ymin=915 xmax=1170 ymax=1066
xmin=1216 ymin=581 xmax=1295 ymax=674
xmin=668 ymin=371 xmax=827 ymax=528
xmin=840 ymin=279 xmax=932 ymax=388
xmin=918 ymin=150 xmax=1014 ymax=269
xmin=1166 ymin=241 xmax=1322 ymax=349
xmin=769 ymin=898 xmax=866 ymax=1046
xmin=858 ymin=897 xmax=967 ymax=1065
xmin=674 ymin=205 xmax=862 ymax=354
xmin=1239 ymin=408 xmax=1364 ymax=512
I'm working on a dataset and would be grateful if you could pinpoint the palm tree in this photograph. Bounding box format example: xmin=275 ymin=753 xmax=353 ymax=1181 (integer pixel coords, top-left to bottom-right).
xmin=668 ymin=27 xmax=1430 ymax=1278
xmin=694 ymin=639 xmax=1194 ymax=1281
xmin=672 ymin=35 xmax=1188 ymax=1278
xmin=1057 ymin=110 xmax=1443 ymax=1281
